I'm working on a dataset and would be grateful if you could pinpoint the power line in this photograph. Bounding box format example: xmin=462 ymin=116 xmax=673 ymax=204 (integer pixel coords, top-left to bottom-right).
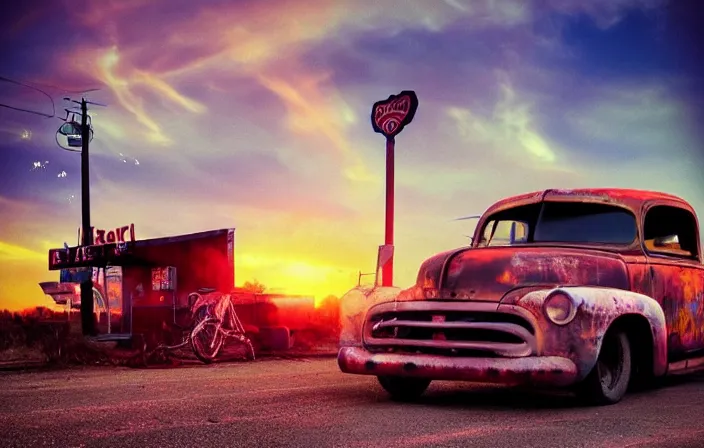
xmin=0 ymin=75 xmax=56 ymax=119
xmin=13 ymin=79 xmax=101 ymax=94
xmin=0 ymin=102 xmax=55 ymax=118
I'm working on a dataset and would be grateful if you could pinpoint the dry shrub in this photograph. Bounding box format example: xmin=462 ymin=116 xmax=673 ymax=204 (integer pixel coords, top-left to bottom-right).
xmin=291 ymin=295 xmax=340 ymax=351
xmin=0 ymin=307 xmax=146 ymax=367
xmin=0 ymin=308 xmax=67 ymax=362
xmin=1 ymin=298 xmax=344 ymax=369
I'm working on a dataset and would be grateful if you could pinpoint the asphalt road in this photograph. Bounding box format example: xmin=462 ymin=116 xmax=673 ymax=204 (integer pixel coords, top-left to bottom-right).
xmin=1 ymin=358 xmax=704 ymax=448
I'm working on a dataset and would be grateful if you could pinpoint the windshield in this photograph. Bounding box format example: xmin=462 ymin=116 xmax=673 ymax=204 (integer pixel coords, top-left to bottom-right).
xmin=476 ymin=201 xmax=637 ymax=247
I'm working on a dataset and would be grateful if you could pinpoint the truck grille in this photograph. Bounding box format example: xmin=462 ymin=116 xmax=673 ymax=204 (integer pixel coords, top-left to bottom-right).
xmin=363 ymin=302 xmax=537 ymax=358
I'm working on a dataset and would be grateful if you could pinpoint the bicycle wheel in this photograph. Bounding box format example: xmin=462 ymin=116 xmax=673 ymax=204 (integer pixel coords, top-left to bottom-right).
xmin=191 ymin=318 xmax=224 ymax=364
xmin=244 ymin=338 xmax=256 ymax=361
xmin=193 ymin=304 xmax=212 ymax=323
xmin=234 ymin=334 xmax=256 ymax=361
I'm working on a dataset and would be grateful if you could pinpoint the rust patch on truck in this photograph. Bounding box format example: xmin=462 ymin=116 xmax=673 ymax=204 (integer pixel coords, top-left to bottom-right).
xmin=439 ymin=247 xmax=629 ymax=302
xmin=511 ymin=287 xmax=668 ymax=377
xmin=649 ymin=263 xmax=704 ymax=354
xmin=338 ymin=188 xmax=704 ymax=401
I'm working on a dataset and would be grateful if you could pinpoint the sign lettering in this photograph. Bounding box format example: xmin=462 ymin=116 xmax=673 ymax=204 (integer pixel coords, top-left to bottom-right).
xmin=371 ymin=91 xmax=419 ymax=139
xmin=48 ymin=242 xmax=133 ymax=270
xmin=80 ymin=223 xmax=135 ymax=245
xmin=50 ymin=225 xmax=135 ymax=271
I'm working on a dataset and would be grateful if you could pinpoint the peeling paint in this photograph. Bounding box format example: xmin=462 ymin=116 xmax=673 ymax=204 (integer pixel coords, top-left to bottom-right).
xmin=338 ymin=188 xmax=704 ymax=391
xmin=338 ymin=347 xmax=579 ymax=387
xmin=439 ymin=246 xmax=630 ymax=301
xmin=339 ymin=286 xmax=401 ymax=348
xmin=648 ymin=262 xmax=704 ymax=356
xmin=514 ymin=287 xmax=668 ymax=378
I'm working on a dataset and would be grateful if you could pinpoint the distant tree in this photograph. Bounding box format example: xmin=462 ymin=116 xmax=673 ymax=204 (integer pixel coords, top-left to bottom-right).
xmin=316 ymin=295 xmax=341 ymax=326
xmin=319 ymin=295 xmax=340 ymax=309
xmin=241 ymin=280 xmax=267 ymax=294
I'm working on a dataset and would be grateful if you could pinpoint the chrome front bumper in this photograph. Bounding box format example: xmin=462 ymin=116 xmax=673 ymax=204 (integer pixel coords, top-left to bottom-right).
xmin=338 ymin=347 xmax=579 ymax=387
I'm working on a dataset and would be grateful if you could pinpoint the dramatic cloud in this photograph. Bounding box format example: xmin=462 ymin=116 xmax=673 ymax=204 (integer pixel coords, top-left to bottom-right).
xmin=0 ymin=0 xmax=702 ymax=310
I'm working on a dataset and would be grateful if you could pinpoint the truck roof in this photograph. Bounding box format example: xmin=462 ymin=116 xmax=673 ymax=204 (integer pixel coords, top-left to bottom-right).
xmin=483 ymin=188 xmax=693 ymax=217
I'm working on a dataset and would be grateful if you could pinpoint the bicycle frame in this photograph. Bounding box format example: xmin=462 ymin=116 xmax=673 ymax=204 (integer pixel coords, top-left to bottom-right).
xmin=189 ymin=292 xmax=248 ymax=332
xmin=157 ymin=290 xmax=255 ymax=363
xmin=150 ymin=292 xmax=210 ymax=352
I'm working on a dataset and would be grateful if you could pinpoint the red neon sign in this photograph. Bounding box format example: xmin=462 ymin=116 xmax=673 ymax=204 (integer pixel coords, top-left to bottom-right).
xmin=79 ymin=224 xmax=136 ymax=245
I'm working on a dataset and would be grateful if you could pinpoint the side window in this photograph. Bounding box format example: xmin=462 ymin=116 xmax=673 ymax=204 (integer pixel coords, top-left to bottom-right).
xmin=479 ymin=220 xmax=529 ymax=247
xmin=643 ymin=205 xmax=700 ymax=259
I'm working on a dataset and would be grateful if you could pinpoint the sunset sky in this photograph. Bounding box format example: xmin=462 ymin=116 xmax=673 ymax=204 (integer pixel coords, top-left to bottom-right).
xmin=1 ymin=0 xmax=702 ymax=311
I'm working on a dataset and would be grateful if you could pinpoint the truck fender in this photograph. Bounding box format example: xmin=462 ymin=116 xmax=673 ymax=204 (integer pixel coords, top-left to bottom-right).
xmin=339 ymin=286 xmax=401 ymax=348
xmin=514 ymin=286 xmax=668 ymax=380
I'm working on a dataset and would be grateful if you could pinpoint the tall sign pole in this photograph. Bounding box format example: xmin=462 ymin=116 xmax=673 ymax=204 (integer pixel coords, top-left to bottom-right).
xmin=79 ymin=98 xmax=95 ymax=336
xmin=371 ymin=91 xmax=418 ymax=287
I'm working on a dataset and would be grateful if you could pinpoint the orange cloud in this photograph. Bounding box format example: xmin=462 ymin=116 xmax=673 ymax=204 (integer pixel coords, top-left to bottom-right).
xmin=0 ymin=241 xmax=45 ymax=263
xmin=51 ymin=0 xmax=532 ymax=182
xmin=133 ymin=72 xmax=207 ymax=114
xmin=255 ymin=67 xmax=373 ymax=182
xmin=65 ymin=46 xmax=209 ymax=146
xmin=52 ymin=0 xmax=506 ymax=146
xmin=52 ymin=0 xmax=350 ymax=153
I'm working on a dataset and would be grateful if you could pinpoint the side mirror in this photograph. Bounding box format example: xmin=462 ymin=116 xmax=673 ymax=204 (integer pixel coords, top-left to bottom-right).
xmin=653 ymin=235 xmax=679 ymax=247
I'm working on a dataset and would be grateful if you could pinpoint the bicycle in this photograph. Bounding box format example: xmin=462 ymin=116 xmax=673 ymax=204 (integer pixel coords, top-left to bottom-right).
xmin=148 ymin=288 xmax=255 ymax=364
xmin=188 ymin=289 xmax=256 ymax=363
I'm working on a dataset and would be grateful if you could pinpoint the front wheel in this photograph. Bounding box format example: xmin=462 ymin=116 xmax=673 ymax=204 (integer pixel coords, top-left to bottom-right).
xmin=576 ymin=330 xmax=631 ymax=406
xmin=377 ymin=376 xmax=431 ymax=401
xmin=191 ymin=319 xmax=224 ymax=364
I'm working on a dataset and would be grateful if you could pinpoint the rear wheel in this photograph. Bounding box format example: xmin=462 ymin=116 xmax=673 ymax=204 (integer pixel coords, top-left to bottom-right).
xmin=377 ymin=376 xmax=431 ymax=401
xmin=243 ymin=338 xmax=256 ymax=361
xmin=577 ymin=330 xmax=631 ymax=405
xmin=191 ymin=319 xmax=224 ymax=364
xmin=245 ymin=331 xmax=261 ymax=357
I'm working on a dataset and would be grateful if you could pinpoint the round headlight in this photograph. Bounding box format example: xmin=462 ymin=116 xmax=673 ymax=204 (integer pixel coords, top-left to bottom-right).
xmin=543 ymin=291 xmax=576 ymax=325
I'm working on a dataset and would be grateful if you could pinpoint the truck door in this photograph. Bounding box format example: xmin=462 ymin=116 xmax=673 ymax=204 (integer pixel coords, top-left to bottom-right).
xmin=643 ymin=204 xmax=704 ymax=360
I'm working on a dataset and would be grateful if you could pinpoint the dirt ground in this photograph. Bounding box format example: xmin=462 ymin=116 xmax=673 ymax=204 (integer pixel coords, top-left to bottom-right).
xmin=2 ymin=359 xmax=704 ymax=448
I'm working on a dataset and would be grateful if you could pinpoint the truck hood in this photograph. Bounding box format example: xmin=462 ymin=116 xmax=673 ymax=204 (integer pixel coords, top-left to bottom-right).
xmin=414 ymin=246 xmax=630 ymax=302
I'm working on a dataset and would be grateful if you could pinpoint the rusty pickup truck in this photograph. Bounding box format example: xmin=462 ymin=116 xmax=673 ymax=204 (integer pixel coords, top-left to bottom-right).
xmin=338 ymin=188 xmax=704 ymax=405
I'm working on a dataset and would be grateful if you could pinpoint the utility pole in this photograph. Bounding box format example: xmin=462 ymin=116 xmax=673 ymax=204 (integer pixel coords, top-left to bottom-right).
xmin=57 ymin=96 xmax=105 ymax=336
xmin=79 ymin=98 xmax=95 ymax=336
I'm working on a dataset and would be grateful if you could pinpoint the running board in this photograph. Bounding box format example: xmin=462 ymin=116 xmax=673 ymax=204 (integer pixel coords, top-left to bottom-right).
xmin=668 ymin=356 xmax=704 ymax=375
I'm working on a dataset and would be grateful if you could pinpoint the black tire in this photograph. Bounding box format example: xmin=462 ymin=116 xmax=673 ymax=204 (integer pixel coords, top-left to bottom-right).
xmin=629 ymin=360 xmax=662 ymax=392
xmin=191 ymin=319 xmax=224 ymax=364
xmin=577 ymin=330 xmax=631 ymax=405
xmin=377 ymin=376 xmax=431 ymax=401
